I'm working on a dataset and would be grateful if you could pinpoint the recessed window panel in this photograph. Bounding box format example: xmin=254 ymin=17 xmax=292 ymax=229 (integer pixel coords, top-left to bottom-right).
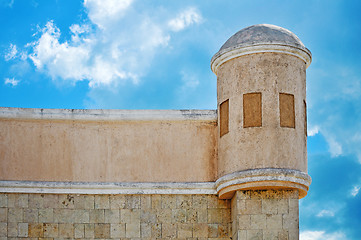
xmin=243 ymin=92 xmax=262 ymax=128
xmin=279 ymin=93 xmax=295 ymax=128
xmin=220 ymin=99 xmax=229 ymax=137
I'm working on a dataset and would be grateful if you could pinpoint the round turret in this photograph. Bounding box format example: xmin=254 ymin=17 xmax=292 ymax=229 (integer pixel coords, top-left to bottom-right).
xmin=212 ymin=24 xmax=312 ymax=199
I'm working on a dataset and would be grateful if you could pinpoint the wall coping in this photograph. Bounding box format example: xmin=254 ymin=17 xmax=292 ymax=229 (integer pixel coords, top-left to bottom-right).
xmin=0 ymin=107 xmax=217 ymax=122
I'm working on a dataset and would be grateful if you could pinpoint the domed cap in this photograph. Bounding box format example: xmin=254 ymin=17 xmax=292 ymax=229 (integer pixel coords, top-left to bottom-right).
xmin=211 ymin=24 xmax=312 ymax=74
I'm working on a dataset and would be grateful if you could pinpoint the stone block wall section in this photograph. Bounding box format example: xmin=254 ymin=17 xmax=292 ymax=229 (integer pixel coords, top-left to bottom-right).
xmin=0 ymin=193 xmax=232 ymax=239
xmin=231 ymin=190 xmax=299 ymax=240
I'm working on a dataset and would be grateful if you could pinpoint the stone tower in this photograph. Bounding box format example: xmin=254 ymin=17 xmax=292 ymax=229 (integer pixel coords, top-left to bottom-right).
xmin=211 ymin=24 xmax=312 ymax=239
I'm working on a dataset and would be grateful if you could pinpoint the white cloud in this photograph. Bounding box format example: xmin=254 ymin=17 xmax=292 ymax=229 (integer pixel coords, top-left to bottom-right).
xmin=24 ymin=1 xmax=202 ymax=88
xmin=84 ymin=0 xmax=133 ymax=28
xmin=324 ymin=135 xmax=343 ymax=157
xmin=350 ymin=185 xmax=360 ymax=197
xmin=308 ymin=125 xmax=319 ymax=136
xmin=4 ymin=44 xmax=18 ymax=61
xmin=168 ymin=7 xmax=203 ymax=32
xmin=316 ymin=209 xmax=335 ymax=217
xmin=300 ymin=230 xmax=347 ymax=240
xmin=4 ymin=77 xmax=19 ymax=86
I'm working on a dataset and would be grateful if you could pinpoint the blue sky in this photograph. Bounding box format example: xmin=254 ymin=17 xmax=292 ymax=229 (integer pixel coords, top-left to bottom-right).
xmin=1 ymin=0 xmax=360 ymax=239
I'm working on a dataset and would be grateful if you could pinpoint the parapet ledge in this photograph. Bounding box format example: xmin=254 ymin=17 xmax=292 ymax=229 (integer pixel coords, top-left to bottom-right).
xmin=0 ymin=107 xmax=217 ymax=122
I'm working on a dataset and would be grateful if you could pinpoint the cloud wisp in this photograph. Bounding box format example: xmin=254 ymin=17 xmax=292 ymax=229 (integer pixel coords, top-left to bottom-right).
xmin=4 ymin=77 xmax=19 ymax=86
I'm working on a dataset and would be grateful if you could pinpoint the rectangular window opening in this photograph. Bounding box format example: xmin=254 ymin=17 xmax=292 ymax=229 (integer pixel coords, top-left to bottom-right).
xmin=243 ymin=92 xmax=262 ymax=128
xmin=220 ymin=99 xmax=229 ymax=137
xmin=279 ymin=93 xmax=295 ymax=128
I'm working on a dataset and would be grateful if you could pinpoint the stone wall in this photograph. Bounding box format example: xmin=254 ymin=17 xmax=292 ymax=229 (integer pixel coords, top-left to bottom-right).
xmin=231 ymin=190 xmax=299 ymax=240
xmin=0 ymin=193 xmax=231 ymax=239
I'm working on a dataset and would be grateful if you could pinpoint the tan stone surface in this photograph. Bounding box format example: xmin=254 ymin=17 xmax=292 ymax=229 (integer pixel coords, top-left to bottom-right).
xmin=0 ymin=193 xmax=232 ymax=239
xmin=0 ymin=119 xmax=217 ymax=182
xmin=232 ymin=190 xmax=299 ymax=240
xmin=217 ymin=53 xmax=307 ymax=177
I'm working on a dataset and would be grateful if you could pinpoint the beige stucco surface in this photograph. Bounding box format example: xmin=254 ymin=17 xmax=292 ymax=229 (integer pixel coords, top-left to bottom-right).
xmin=0 ymin=118 xmax=217 ymax=182
xmin=217 ymin=53 xmax=307 ymax=178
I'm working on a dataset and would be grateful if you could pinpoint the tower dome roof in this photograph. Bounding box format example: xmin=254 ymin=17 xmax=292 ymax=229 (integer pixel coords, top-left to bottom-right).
xmin=219 ymin=24 xmax=306 ymax=51
xmin=211 ymin=24 xmax=312 ymax=74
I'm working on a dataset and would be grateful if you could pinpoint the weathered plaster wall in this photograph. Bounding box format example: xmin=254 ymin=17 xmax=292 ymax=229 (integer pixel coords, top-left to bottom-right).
xmin=0 ymin=118 xmax=217 ymax=183
xmin=0 ymin=193 xmax=231 ymax=239
xmin=217 ymin=53 xmax=307 ymax=178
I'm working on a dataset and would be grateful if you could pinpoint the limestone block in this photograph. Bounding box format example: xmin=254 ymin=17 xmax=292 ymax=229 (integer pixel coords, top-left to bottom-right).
xmin=94 ymin=223 xmax=110 ymax=238
xmin=53 ymin=209 xmax=74 ymax=223
xmin=208 ymin=223 xmax=218 ymax=238
xmin=161 ymin=195 xmax=176 ymax=209
xmin=0 ymin=223 xmax=6 ymax=237
xmin=289 ymin=229 xmax=299 ymax=240
xmin=89 ymin=209 xmax=105 ymax=223
xmin=208 ymin=209 xmax=223 ymax=224
xmin=110 ymin=195 xmax=126 ymax=209
xmin=151 ymin=223 xmax=162 ymax=238
xmin=245 ymin=199 xmax=262 ymax=215
xmin=178 ymin=223 xmax=193 ymax=238
xmin=187 ymin=209 xmax=199 ymax=223
xmin=218 ymin=223 xmax=231 ymax=237
xmin=263 ymin=230 xmax=279 ymax=240
xmin=140 ymin=209 xmax=156 ymax=223
xmin=74 ymin=209 xmax=90 ymax=223
xmin=58 ymin=223 xmax=74 ymax=238
xmin=74 ymin=223 xmax=85 ymax=238
xmin=111 ymin=223 xmax=126 ymax=238
xmin=172 ymin=209 xmax=187 ymax=223
xmin=151 ymin=195 xmax=162 ymax=209
xmin=177 ymin=195 xmax=192 ymax=209
xmin=279 ymin=229 xmax=289 ymax=240
xmin=234 ymin=229 xmax=247 ymax=240
xmin=140 ymin=223 xmax=151 ymax=238
xmin=28 ymin=194 xmax=44 ymax=208
xmin=7 ymin=222 xmax=17 ymax=237
xmin=278 ymin=199 xmax=289 ymax=214
xmin=0 ymin=209 xmax=7 ymax=222
xmin=140 ymin=196 xmax=152 ymax=209
xmin=95 ymin=195 xmax=110 ymax=209
xmin=162 ymin=223 xmax=177 ymax=238
xmin=283 ymin=213 xmax=299 ymax=230
xmin=105 ymin=209 xmax=120 ymax=223
xmin=121 ymin=209 xmax=140 ymax=224
xmin=262 ymin=199 xmax=278 ymax=215
xmin=247 ymin=229 xmax=262 ymax=240
xmin=237 ymin=215 xmax=251 ymax=230
xmin=126 ymin=195 xmax=141 ymax=209
xmin=18 ymin=222 xmax=28 ymax=237
xmin=74 ymin=195 xmax=94 ymax=209
xmin=156 ymin=208 xmax=172 ymax=223
xmin=192 ymin=195 xmax=207 ymax=209
xmin=43 ymin=223 xmax=58 ymax=238
xmin=0 ymin=195 xmax=7 ymax=208
xmin=39 ymin=209 xmax=54 ymax=223
xmin=250 ymin=215 xmax=266 ymax=230
xmin=126 ymin=223 xmax=141 ymax=238
xmin=207 ymin=195 xmax=219 ymax=208
xmin=28 ymin=223 xmax=44 ymax=238
xmin=84 ymin=223 xmax=95 ymax=238
xmin=8 ymin=194 xmax=28 ymax=208
xmin=7 ymin=208 xmax=23 ymax=223
xmin=24 ymin=209 xmax=38 ymax=222
xmin=43 ymin=194 xmax=58 ymax=209
xmin=266 ymin=215 xmax=282 ymax=229
xmin=58 ymin=194 xmax=74 ymax=208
